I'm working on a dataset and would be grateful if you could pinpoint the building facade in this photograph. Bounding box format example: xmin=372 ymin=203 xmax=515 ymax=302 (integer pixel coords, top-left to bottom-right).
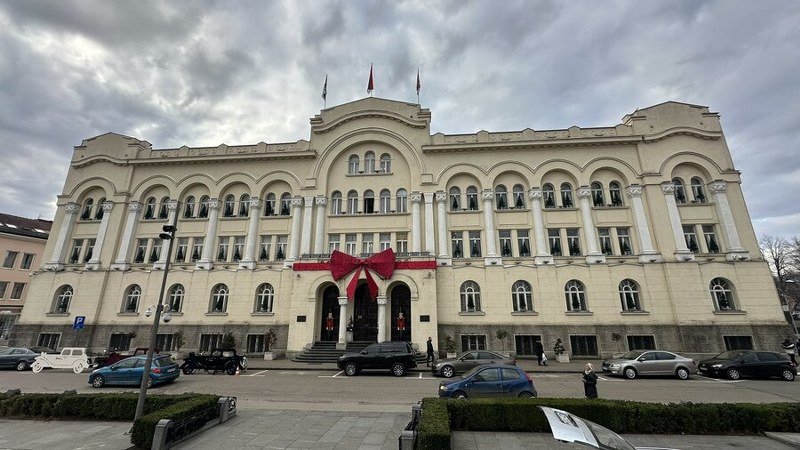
xmin=11 ymin=98 xmax=788 ymax=357
xmin=0 ymin=213 xmax=51 ymax=343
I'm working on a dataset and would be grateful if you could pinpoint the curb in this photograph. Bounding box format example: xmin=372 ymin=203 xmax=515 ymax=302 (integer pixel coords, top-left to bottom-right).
xmin=764 ymin=432 xmax=800 ymax=447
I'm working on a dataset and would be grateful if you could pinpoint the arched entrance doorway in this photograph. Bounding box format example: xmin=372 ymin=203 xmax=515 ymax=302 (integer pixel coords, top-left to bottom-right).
xmin=352 ymin=282 xmax=378 ymax=342
xmin=320 ymin=285 xmax=340 ymax=342
xmin=390 ymin=283 xmax=411 ymax=342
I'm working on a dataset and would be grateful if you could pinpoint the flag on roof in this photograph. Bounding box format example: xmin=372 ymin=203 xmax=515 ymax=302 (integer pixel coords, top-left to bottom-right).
xmin=367 ymin=64 xmax=374 ymax=94
xmin=322 ymin=75 xmax=327 ymax=101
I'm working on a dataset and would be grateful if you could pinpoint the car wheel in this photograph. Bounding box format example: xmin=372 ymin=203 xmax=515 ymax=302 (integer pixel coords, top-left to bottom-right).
xmin=182 ymin=365 xmax=196 ymax=375
xmin=391 ymin=362 xmax=406 ymax=377
xmin=781 ymin=369 xmax=795 ymax=381
xmin=727 ymin=368 xmax=741 ymax=380
xmin=91 ymin=375 xmax=105 ymax=388
xmin=225 ymin=362 xmax=237 ymax=375
xmin=518 ymin=391 xmax=534 ymax=398
xmin=676 ymin=367 xmax=690 ymax=380
xmin=15 ymin=361 xmax=28 ymax=371
xmin=73 ymin=363 xmax=85 ymax=374
xmin=344 ymin=363 xmax=358 ymax=376
xmin=441 ymin=366 xmax=455 ymax=378
xmin=453 ymin=391 xmax=468 ymax=399
xmin=32 ymin=362 xmax=43 ymax=373
xmin=623 ymin=367 xmax=637 ymax=379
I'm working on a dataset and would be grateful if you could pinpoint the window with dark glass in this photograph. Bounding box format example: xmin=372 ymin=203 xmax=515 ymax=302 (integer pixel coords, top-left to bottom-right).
xmin=499 ymin=230 xmax=512 ymax=257
xmin=570 ymin=335 xmax=598 ymax=356
xmin=517 ymin=230 xmax=531 ymax=257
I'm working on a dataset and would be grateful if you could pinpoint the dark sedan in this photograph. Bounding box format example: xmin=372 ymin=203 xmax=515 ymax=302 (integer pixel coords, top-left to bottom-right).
xmin=0 ymin=347 xmax=54 ymax=371
xmin=438 ymin=364 xmax=536 ymax=399
xmin=431 ymin=350 xmax=516 ymax=378
xmin=698 ymin=350 xmax=796 ymax=381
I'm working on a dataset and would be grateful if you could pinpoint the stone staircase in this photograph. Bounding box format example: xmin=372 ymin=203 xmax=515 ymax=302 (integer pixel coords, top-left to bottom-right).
xmin=292 ymin=341 xmax=428 ymax=365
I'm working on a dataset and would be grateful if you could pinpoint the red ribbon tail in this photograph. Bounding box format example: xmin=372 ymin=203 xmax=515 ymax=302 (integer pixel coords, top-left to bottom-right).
xmin=364 ymin=269 xmax=379 ymax=300
xmin=346 ymin=267 xmax=362 ymax=301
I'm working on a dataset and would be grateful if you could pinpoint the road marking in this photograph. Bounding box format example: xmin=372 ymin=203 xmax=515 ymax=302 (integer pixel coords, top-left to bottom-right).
xmin=319 ymin=370 xmax=345 ymax=378
xmin=247 ymin=369 xmax=270 ymax=377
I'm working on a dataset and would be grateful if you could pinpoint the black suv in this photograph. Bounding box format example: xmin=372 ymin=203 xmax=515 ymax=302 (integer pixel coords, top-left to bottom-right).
xmin=337 ymin=341 xmax=417 ymax=376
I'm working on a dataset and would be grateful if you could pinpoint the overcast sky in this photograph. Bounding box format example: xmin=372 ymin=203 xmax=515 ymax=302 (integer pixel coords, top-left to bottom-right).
xmin=0 ymin=1 xmax=798 ymax=239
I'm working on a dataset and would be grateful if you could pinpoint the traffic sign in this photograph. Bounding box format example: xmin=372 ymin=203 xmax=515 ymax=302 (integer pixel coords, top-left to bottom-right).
xmin=73 ymin=316 xmax=85 ymax=330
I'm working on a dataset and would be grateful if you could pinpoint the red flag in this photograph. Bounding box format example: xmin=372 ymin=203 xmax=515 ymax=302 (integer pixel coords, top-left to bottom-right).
xmin=367 ymin=64 xmax=374 ymax=94
xmin=416 ymin=69 xmax=421 ymax=95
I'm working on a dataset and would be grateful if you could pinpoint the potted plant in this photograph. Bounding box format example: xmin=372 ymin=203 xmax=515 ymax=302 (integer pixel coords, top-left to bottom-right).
xmin=496 ymin=329 xmax=509 ymax=356
xmin=444 ymin=335 xmax=457 ymax=359
xmin=554 ymin=338 xmax=569 ymax=363
xmin=263 ymin=329 xmax=278 ymax=360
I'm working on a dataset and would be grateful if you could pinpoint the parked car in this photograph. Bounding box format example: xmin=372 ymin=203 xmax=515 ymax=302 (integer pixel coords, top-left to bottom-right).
xmin=337 ymin=341 xmax=417 ymax=376
xmin=88 ymin=355 xmax=180 ymax=388
xmin=432 ymin=350 xmax=516 ymax=378
xmin=698 ymin=350 xmax=796 ymax=381
xmin=0 ymin=347 xmax=54 ymax=371
xmin=32 ymin=347 xmax=90 ymax=373
xmin=181 ymin=348 xmax=248 ymax=375
xmin=438 ymin=364 xmax=537 ymax=399
xmin=93 ymin=347 xmax=157 ymax=368
xmin=601 ymin=350 xmax=697 ymax=380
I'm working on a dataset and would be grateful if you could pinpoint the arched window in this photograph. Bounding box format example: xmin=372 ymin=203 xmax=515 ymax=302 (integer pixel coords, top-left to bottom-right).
xmin=710 ymin=278 xmax=736 ymax=311
xmin=52 ymin=285 xmax=73 ymax=313
xmin=94 ymin=198 xmax=106 ymax=220
xmin=565 ymin=280 xmax=586 ymax=312
xmin=280 ymin=193 xmax=292 ymax=216
xmin=210 ymin=284 xmax=229 ymax=313
xmin=691 ymin=177 xmax=706 ymax=203
xmin=466 ymin=186 xmax=479 ymax=211
xmin=513 ymin=184 xmax=526 ymax=208
xmin=239 ymin=194 xmax=250 ymax=217
xmin=591 ymin=182 xmax=605 ymax=207
xmin=331 ymin=191 xmax=342 ymax=215
xmin=380 ymin=153 xmax=391 ymax=173
xmin=81 ymin=198 xmax=94 ymax=220
xmin=560 ymin=183 xmax=573 ymax=208
xmin=223 ymin=194 xmax=236 ymax=217
xmin=460 ymin=281 xmax=481 ymax=312
xmin=158 ymin=196 xmax=170 ymax=219
xmin=168 ymin=284 xmax=184 ymax=313
xmin=364 ymin=151 xmax=375 ymax=174
xmin=542 ymin=183 xmax=556 ymax=208
xmin=495 ymin=185 xmax=508 ymax=210
xmin=122 ymin=285 xmax=141 ymax=313
xmin=363 ymin=189 xmax=375 ymax=214
xmin=619 ymin=279 xmax=641 ymax=311
xmin=347 ymin=190 xmax=359 ymax=214
xmin=396 ymin=189 xmax=408 ymax=213
xmin=264 ymin=193 xmax=276 ymax=216
xmin=379 ymin=189 xmax=391 ymax=213
xmin=672 ymin=178 xmax=687 ymax=204
xmin=198 ymin=196 xmax=210 ymax=218
xmin=609 ymin=181 xmax=623 ymax=206
xmin=449 ymin=187 xmax=461 ymax=211
xmin=348 ymin=154 xmax=359 ymax=174
xmin=255 ymin=283 xmax=274 ymax=313
xmin=144 ymin=197 xmax=156 ymax=219
xmin=512 ymin=280 xmax=532 ymax=312
xmin=184 ymin=196 xmax=196 ymax=218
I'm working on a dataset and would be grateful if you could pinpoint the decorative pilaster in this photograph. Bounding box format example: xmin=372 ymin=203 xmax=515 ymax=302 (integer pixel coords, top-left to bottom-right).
xmin=661 ymin=183 xmax=694 ymax=261
xmin=313 ymin=196 xmax=327 ymax=254
xmin=110 ymin=202 xmax=141 ymax=271
xmin=529 ymin=189 xmax=553 ymax=265
xmin=300 ymin=195 xmax=315 ymax=257
xmin=45 ymin=202 xmax=80 ymax=271
xmin=577 ymin=186 xmax=605 ymax=264
xmin=482 ymin=189 xmax=501 ymax=265
xmin=337 ymin=296 xmax=349 ymax=350
xmin=376 ymin=295 xmax=388 ymax=343
xmin=423 ymin=193 xmax=435 ymax=254
xmin=435 ymin=191 xmax=450 ymax=264
xmin=410 ymin=192 xmax=422 ymax=253
xmin=626 ymin=185 xmax=661 ymax=263
xmin=708 ymin=181 xmax=749 ymax=261
xmin=85 ymin=201 xmax=115 ymax=270
xmin=239 ymin=198 xmax=261 ymax=269
xmin=286 ymin=196 xmax=303 ymax=264
xmin=153 ymin=200 xmax=179 ymax=270
xmin=196 ymin=199 xmax=221 ymax=270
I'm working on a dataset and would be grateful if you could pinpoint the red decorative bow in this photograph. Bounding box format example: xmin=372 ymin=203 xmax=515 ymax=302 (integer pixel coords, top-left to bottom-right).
xmin=330 ymin=248 xmax=396 ymax=301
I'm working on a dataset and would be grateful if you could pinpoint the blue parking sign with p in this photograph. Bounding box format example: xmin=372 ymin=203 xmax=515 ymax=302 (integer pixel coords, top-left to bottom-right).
xmin=73 ymin=316 xmax=85 ymax=330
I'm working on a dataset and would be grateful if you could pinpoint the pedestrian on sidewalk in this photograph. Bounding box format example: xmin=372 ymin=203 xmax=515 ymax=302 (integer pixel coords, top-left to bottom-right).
xmin=781 ymin=338 xmax=797 ymax=365
xmin=582 ymin=363 xmax=598 ymax=399
xmin=426 ymin=337 xmax=435 ymax=367
xmin=534 ymin=338 xmax=547 ymax=366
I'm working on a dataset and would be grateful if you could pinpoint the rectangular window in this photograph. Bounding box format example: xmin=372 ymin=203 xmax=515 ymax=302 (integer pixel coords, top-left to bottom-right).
xmin=247 ymin=334 xmax=266 ymax=353
xmin=460 ymin=335 xmax=487 ymax=352
xmin=468 ymin=231 xmax=482 ymax=258
xmin=724 ymin=336 xmax=753 ymax=351
xmin=548 ymin=229 xmax=562 ymax=256
xmin=362 ymin=233 xmax=374 ymax=255
xmin=232 ymin=236 xmax=245 ymax=261
xmin=0 ymin=281 xmax=7 ymax=299
xmin=345 ymin=234 xmax=357 ymax=255
xmin=627 ymin=335 xmax=655 ymax=350
xmin=20 ymin=253 xmax=35 ymax=270
xmin=397 ymin=194 xmax=407 ymax=213
xmin=466 ymin=190 xmax=479 ymax=211
xmin=10 ymin=282 xmax=25 ymax=299
xmin=259 ymin=235 xmax=272 ymax=261
xmin=328 ymin=234 xmax=340 ymax=253
xmin=616 ymin=228 xmax=632 ymax=255
xmin=69 ymin=240 xmax=83 ymax=264
xmin=451 ymin=232 xmax=464 ymax=258
xmin=191 ymin=238 xmax=204 ymax=262
xmin=149 ymin=239 xmax=162 ymax=263
xmin=499 ymin=230 xmax=512 ymax=257
xmin=156 ymin=334 xmax=176 ymax=351
xmin=134 ymin=239 xmax=147 ymax=263
xmin=566 ymin=228 xmax=581 ymax=256
xmin=514 ymin=335 xmax=541 ymax=356
xmin=347 ymin=195 xmax=358 ymax=214
xmin=109 ymin=333 xmax=132 ymax=351
xmin=84 ymin=239 xmax=96 ymax=263
xmin=703 ymin=225 xmax=720 ymax=253
xmin=364 ymin=195 xmax=375 ymax=214
xmin=275 ymin=236 xmax=287 ymax=260
xmin=199 ymin=334 xmax=223 ymax=352
xmin=216 ymin=237 xmax=229 ymax=262
xmin=570 ymin=335 xmax=598 ymax=357
xmin=175 ymin=238 xmax=188 ymax=263
xmin=2 ymin=251 xmax=18 ymax=268
xmin=379 ymin=194 xmax=391 ymax=213
xmin=379 ymin=233 xmax=391 ymax=251
xmin=37 ymin=333 xmax=60 ymax=350
xmin=396 ymin=233 xmax=408 ymax=254
xmin=517 ymin=230 xmax=531 ymax=257
xmin=683 ymin=225 xmax=699 ymax=253
xmin=331 ymin=196 xmax=342 ymax=215
xmin=598 ymin=228 xmax=613 ymax=255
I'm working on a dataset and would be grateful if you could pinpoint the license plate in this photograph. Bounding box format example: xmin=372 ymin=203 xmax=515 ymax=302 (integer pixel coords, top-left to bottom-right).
xmin=168 ymin=368 xmax=176 ymax=372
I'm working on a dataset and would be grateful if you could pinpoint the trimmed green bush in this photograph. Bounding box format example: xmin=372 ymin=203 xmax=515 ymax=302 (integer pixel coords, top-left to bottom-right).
xmin=417 ymin=398 xmax=449 ymax=450
xmin=130 ymin=395 xmax=220 ymax=448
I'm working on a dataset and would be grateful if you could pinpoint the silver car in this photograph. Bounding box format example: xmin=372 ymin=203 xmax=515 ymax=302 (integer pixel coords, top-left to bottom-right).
xmin=601 ymin=350 xmax=697 ymax=380
xmin=431 ymin=350 xmax=516 ymax=378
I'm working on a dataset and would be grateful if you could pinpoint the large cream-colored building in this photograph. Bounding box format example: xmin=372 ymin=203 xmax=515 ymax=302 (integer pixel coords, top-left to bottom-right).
xmin=11 ymin=98 xmax=788 ymax=358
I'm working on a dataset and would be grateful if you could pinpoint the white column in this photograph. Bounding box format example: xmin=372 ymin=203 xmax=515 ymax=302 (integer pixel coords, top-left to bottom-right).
xmin=85 ymin=202 xmax=114 ymax=270
xmin=313 ymin=196 xmax=327 ymax=254
xmin=196 ymin=199 xmax=221 ymax=270
xmin=300 ymin=195 xmax=315 ymax=256
xmin=529 ymin=189 xmax=553 ymax=265
xmin=377 ymin=295 xmax=387 ymax=343
xmin=153 ymin=200 xmax=179 ymax=270
xmin=576 ymin=186 xmax=605 ymax=264
xmin=708 ymin=181 xmax=748 ymax=260
xmin=435 ymin=191 xmax=450 ymax=260
xmin=481 ymin=189 xmax=501 ymax=264
xmin=110 ymin=202 xmax=141 ymax=271
xmin=626 ymin=185 xmax=661 ymax=263
xmin=423 ymin=193 xmax=435 ymax=254
xmin=337 ymin=296 xmax=349 ymax=350
xmin=410 ymin=192 xmax=422 ymax=253
xmin=239 ymin=198 xmax=261 ymax=269
xmin=286 ymin=196 xmax=303 ymax=263
xmin=45 ymin=202 xmax=80 ymax=271
xmin=661 ymin=183 xmax=694 ymax=261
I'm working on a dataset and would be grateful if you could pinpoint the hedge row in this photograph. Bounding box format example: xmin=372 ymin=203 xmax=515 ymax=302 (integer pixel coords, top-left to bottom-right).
xmin=417 ymin=397 xmax=800 ymax=448
xmin=130 ymin=395 xmax=221 ymax=448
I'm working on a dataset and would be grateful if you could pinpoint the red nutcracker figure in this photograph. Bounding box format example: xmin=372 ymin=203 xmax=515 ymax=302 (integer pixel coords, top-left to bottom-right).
xmin=396 ymin=311 xmax=406 ymax=340
xmin=325 ymin=312 xmax=335 ymax=339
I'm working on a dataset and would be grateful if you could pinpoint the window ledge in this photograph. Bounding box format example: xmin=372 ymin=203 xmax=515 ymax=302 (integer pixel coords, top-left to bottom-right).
xmin=262 ymin=215 xmax=291 ymax=219
xmin=346 ymin=172 xmax=392 ymax=177
xmin=329 ymin=211 xmax=408 ymax=217
xmin=206 ymin=312 xmax=228 ymax=316
xmin=220 ymin=216 xmax=248 ymax=220
xmin=511 ymin=311 xmax=538 ymax=316
xmin=678 ymin=202 xmax=714 ymax=207
xmin=544 ymin=207 xmax=578 ymax=211
xmin=591 ymin=205 xmax=627 ymax=210
xmin=178 ymin=217 xmax=207 ymax=221
xmin=46 ymin=313 xmax=69 ymax=317
xmin=251 ymin=312 xmax=275 ymax=316
xmin=565 ymin=311 xmax=593 ymax=316
xmin=117 ymin=312 xmax=139 ymax=316
xmin=495 ymin=208 xmax=530 ymax=213
xmin=713 ymin=309 xmax=747 ymax=315
xmin=620 ymin=310 xmax=650 ymax=315
xmin=458 ymin=311 xmax=485 ymax=316
xmin=448 ymin=209 xmax=482 ymax=214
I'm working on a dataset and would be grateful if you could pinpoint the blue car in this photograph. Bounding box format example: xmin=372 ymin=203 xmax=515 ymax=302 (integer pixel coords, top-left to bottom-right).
xmin=88 ymin=355 xmax=180 ymax=388
xmin=438 ymin=364 xmax=537 ymax=399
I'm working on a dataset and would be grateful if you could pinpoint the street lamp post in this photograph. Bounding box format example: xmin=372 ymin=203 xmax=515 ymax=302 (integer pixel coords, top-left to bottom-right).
xmin=134 ymin=212 xmax=178 ymax=421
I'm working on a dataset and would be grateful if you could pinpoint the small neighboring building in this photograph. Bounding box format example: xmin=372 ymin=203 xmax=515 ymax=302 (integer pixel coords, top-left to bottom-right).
xmin=0 ymin=213 xmax=52 ymax=342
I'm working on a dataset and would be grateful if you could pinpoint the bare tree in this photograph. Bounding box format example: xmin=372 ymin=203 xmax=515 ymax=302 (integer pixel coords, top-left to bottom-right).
xmin=760 ymin=235 xmax=790 ymax=287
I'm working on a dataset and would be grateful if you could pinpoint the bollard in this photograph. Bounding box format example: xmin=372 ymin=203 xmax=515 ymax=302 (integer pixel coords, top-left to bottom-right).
xmin=151 ymin=419 xmax=172 ymax=450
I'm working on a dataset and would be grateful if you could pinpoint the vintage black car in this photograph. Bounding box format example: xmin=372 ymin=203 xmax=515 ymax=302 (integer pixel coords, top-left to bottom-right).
xmin=180 ymin=348 xmax=248 ymax=375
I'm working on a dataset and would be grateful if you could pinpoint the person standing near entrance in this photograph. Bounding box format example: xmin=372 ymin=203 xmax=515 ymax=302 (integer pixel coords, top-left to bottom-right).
xmin=534 ymin=338 xmax=547 ymax=366
xmin=426 ymin=337 xmax=435 ymax=367
xmin=582 ymin=363 xmax=598 ymax=399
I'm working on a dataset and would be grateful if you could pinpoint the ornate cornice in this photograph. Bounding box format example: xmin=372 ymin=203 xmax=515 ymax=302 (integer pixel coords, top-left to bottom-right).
xmin=312 ymin=110 xmax=429 ymax=135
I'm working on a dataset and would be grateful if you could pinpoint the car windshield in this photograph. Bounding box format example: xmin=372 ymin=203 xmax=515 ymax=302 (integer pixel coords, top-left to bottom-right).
xmin=619 ymin=351 xmax=643 ymax=360
xmin=154 ymin=356 xmax=176 ymax=367
xmin=584 ymin=420 xmax=637 ymax=450
xmin=715 ymin=350 xmax=747 ymax=360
